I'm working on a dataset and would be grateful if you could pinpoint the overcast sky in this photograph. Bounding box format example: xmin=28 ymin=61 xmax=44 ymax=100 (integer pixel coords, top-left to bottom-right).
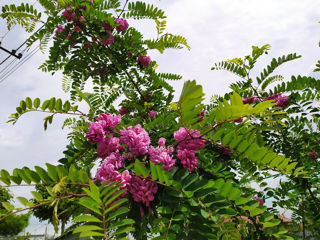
xmin=1 ymin=0 xmax=320 ymax=235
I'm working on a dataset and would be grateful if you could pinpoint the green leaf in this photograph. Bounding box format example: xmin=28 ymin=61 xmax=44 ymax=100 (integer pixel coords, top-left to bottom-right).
xmin=79 ymin=197 xmax=101 ymax=215
xmin=25 ymin=97 xmax=32 ymax=109
xmin=134 ymin=159 xmax=150 ymax=178
xmin=2 ymin=202 xmax=14 ymax=212
xmin=31 ymin=191 xmax=43 ymax=201
xmin=73 ymin=225 xmax=103 ymax=233
xmin=107 ymin=207 xmax=130 ymax=221
xmin=73 ymin=215 xmax=102 ymax=223
xmin=46 ymin=163 xmax=58 ymax=181
xmin=34 ymin=166 xmax=51 ymax=183
xmin=33 ymin=98 xmax=40 ymax=108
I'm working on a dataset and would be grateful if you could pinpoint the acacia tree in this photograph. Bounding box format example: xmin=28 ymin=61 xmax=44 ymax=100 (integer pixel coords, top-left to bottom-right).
xmin=0 ymin=0 xmax=320 ymax=239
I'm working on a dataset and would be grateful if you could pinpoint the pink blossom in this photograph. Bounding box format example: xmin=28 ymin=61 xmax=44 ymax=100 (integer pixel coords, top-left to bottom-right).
xmin=264 ymin=93 xmax=289 ymax=108
xmin=115 ymin=18 xmax=129 ymax=32
xmin=309 ymin=151 xmax=318 ymax=160
xmin=149 ymin=146 xmax=175 ymax=171
xmin=177 ymin=149 xmax=197 ymax=171
xmin=120 ymin=124 xmax=150 ymax=156
xmin=96 ymin=163 xmax=131 ymax=188
xmin=119 ymin=107 xmax=129 ymax=116
xmin=104 ymin=152 xmax=125 ymax=169
xmin=63 ymin=9 xmax=76 ymax=21
xmin=67 ymin=33 xmax=71 ymax=40
xmin=148 ymin=110 xmax=157 ymax=118
xmin=173 ymin=127 xmax=205 ymax=151
xmin=219 ymin=145 xmax=233 ymax=156
xmin=84 ymin=42 xmax=92 ymax=49
xmin=97 ymin=137 xmax=123 ymax=159
xmin=197 ymin=109 xmax=205 ymax=122
xmin=242 ymin=95 xmax=259 ymax=104
xmin=234 ymin=117 xmax=243 ymax=123
xmin=158 ymin=138 xmax=166 ymax=147
xmin=101 ymin=21 xmax=113 ymax=31
xmin=85 ymin=122 xmax=105 ymax=143
xmin=128 ymin=175 xmax=158 ymax=207
xmin=97 ymin=113 xmax=121 ymax=131
xmin=137 ymin=55 xmax=151 ymax=67
xmin=252 ymin=196 xmax=264 ymax=206
xmin=79 ymin=16 xmax=86 ymax=22
xmin=74 ymin=26 xmax=82 ymax=32
xmin=101 ymin=31 xmax=114 ymax=45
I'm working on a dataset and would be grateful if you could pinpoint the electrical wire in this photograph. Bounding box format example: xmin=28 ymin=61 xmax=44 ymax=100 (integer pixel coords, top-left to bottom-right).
xmin=0 ymin=45 xmax=41 ymax=83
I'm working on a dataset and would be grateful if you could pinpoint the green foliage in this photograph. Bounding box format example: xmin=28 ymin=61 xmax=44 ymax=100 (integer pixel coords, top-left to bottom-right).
xmin=124 ymin=1 xmax=166 ymax=19
xmin=73 ymin=180 xmax=134 ymax=239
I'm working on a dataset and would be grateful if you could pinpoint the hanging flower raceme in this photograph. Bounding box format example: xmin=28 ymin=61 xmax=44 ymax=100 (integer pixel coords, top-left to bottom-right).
xmin=264 ymin=93 xmax=289 ymax=108
xmin=149 ymin=138 xmax=175 ymax=171
xmin=115 ymin=18 xmax=129 ymax=32
xmin=63 ymin=8 xmax=76 ymax=21
xmin=148 ymin=110 xmax=157 ymax=118
xmin=97 ymin=113 xmax=121 ymax=132
xmin=55 ymin=25 xmax=65 ymax=37
xmin=137 ymin=55 xmax=151 ymax=67
xmin=128 ymin=175 xmax=158 ymax=207
xmin=120 ymin=124 xmax=151 ymax=156
xmin=174 ymin=127 xmax=205 ymax=151
xmin=177 ymin=149 xmax=197 ymax=171
xmin=242 ymin=95 xmax=259 ymax=104
xmin=101 ymin=31 xmax=114 ymax=45
xmin=97 ymin=137 xmax=123 ymax=159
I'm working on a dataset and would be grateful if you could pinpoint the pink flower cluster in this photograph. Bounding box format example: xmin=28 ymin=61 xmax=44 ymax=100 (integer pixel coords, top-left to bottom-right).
xmin=115 ymin=18 xmax=129 ymax=32
xmin=63 ymin=8 xmax=77 ymax=21
xmin=128 ymin=175 xmax=158 ymax=207
xmin=309 ymin=151 xmax=318 ymax=160
xmin=264 ymin=93 xmax=289 ymax=108
xmin=242 ymin=95 xmax=259 ymax=104
xmin=252 ymin=196 xmax=264 ymax=206
xmin=120 ymin=124 xmax=151 ymax=156
xmin=55 ymin=25 xmax=65 ymax=37
xmin=148 ymin=110 xmax=157 ymax=118
xmin=149 ymin=138 xmax=175 ymax=171
xmin=85 ymin=113 xmax=160 ymax=208
xmin=85 ymin=113 xmax=121 ymax=143
xmin=101 ymin=31 xmax=114 ymax=45
xmin=174 ymin=127 xmax=205 ymax=151
xmin=137 ymin=55 xmax=151 ymax=67
xmin=177 ymin=149 xmax=197 ymax=171
xmin=174 ymin=127 xmax=205 ymax=171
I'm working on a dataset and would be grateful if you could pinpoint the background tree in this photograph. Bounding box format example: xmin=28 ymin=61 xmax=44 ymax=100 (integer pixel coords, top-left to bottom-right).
xmin=0 ymin=187 xmax=30 ymax=237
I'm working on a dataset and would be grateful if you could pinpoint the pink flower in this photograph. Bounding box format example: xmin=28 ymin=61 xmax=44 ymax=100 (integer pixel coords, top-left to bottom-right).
xmin=97 ymin=137 xmax=123 ymax=159
xmin=101 ymin=21 xmax=113 ymax=31
xmin=219 ymin=145 xmax=233 ymax=156
xmin=85 ymin=122 xmax=105 ymax=143
xmin=120 ymin=124 xmax=150 ymax=156
xmin=137 ymin=55 xmax=151 ymax=67
xmin=177 ymin=149 xmax=197 ymax=172
xmin=158 ymin=138 xmax=166 ymax=147
xmin=242 ymin=95 xmax=259 ymax=104
xmin=173 ymin=127 xmax=205 ymax=151
xmin=149 ymin=145 xmax=175 ymax=171
xmin=104 ymin=152 xmax=125 ymax=169
xmin=79 ymin=16 xmax=86 ymax=22
xmin=97 ymin=113 xmax=121 ymax=131
xmin=197 ymin=109 xmax=205 ymax=122
xmin=148 ymin=110 xmax=157 ymax=118
xmin=96 ymin=163 xmax=131 ymax=188
xmin=115 ymin=18 xmax=129 ymax=32
xmin=264 ymin=93 xmax=289 ymax=108
xmin=128 ymin=175 xmax=158 ymax=207
xmin=84 ymin=42 xmax=92 ymax=49
xmin=67 ymin=33 xmax=72 ymax=40
xmin=252 ymin=196 xmax=264 ymax=206
xmin=234 ymin=117 xmax=243 ymax=123
xmin=309 ymin=151 xmax=318 ymax=160
xmin=101 ymin=31 xmax=114 ymax=45
xmin=63 ymin=8 xmax=76 ymax=21
xmin=119 ymin=107 xmax=129 ymax=116
xmin=74 ymin=26 xmax=82 ymax=32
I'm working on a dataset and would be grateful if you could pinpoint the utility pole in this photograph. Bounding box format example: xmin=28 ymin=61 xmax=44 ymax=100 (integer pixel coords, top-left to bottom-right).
xmin=0 ymin=41 xmax=23 ymax=59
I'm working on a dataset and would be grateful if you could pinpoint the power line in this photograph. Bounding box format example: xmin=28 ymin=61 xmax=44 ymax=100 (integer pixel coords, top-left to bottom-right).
xmin=0 ymin=45 xmax=40 ymax=83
